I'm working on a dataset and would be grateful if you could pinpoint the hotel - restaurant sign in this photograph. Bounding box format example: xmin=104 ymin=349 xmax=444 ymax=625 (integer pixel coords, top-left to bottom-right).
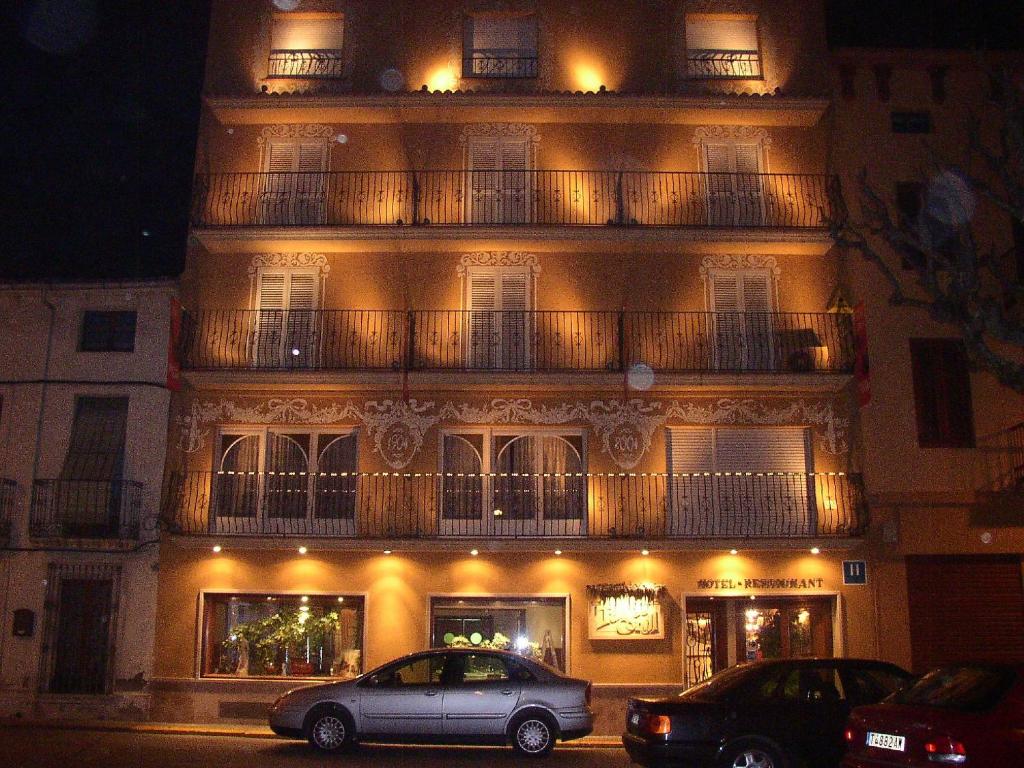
xmin=586 ymin=583 xmax=665 ymax=640
xmin=696 ymin=577 xmax=825 ymax=590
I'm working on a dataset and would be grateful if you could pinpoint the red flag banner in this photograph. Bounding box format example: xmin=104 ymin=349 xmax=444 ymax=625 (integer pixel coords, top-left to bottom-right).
xmin=167 ymin=297 xmax=182 ymax=392
xmin=853 ymin=301 xmax=871 ymax=407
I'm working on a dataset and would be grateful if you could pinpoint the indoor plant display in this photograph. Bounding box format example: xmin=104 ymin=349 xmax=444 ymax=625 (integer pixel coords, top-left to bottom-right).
xmin=222 ymin=607 xmax=340 ymax=676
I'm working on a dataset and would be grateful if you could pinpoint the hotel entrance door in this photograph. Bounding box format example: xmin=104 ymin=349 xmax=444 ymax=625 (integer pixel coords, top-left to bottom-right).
xmin=684 ymin=595 xmax=835 ymax=686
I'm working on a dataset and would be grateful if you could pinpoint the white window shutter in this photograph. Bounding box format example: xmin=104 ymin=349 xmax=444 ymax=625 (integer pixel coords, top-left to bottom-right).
xmin=265 ymin=142 xmax=297 ymax=173
xmin=686 ymin=18 xmax=758 ymax=51
xmin=734 ymin=143 xmax=761 ymax=174
xmin=703 ymin=143 xmax=731 ymax=174
xmin=468 ymin=138 xmax=499 ymax=171
xmin=272 ymin=17 xmax=344 ymax=50
xmin=710 ymin=273 xmax=739 ymax=312
xmin=713 ymin=427 xmax=808 ymax=472
xmin=287 ymin=272 xmax=318 ymax=310
xmin=740 ymin=273 xmax=772 ymax=311
xmin=499 ymin=271 xmax=529 ymax=311
xmin=667 ymin=427 xmax=715 ymax=472
xmin=297 ymin=142 xmax=328 ymax=172
xmin=468 ymin=272 xmax=497 ymax=312
xmin=257 ymin=273 xmax=286 ymax=310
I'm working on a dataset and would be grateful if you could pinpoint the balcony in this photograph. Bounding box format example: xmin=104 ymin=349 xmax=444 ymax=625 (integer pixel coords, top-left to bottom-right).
xmin=179 ymin=309 xmax=853 ymax=375
xmin=191 ymin=170 xmax=834 ymax=230
xmin=29 ymin=480 xmax=143 ymax=542
xmin=0 ymin=478 xmax=15 ymax=545
xmin=463 ymin=54 xmax=539 ymax=79
xmin=267 ymin=49 xmax=345 ymax=79
xmin=686 ymin=50 xmax=762 ymax=79
xmin=163 ymin=470 xmax=866 ymax=541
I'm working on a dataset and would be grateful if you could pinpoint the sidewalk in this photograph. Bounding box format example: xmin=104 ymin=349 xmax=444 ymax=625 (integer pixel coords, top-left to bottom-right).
xmin=0 ymin=717 xmax=622 ymax=748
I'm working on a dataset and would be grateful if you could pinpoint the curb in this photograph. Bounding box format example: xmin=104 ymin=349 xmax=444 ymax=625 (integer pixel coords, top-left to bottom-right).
xmin=0 ymin=719 xmax=622 ymax=748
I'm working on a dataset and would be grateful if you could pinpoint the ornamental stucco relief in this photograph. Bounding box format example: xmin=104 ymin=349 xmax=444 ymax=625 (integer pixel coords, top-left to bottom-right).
xmin=177 ymin=396 xmax=849 ymax=469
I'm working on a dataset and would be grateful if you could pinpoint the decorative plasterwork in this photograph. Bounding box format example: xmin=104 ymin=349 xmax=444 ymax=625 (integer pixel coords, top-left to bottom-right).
xmin=456 ymin=252 xmax=541 ymax=276
xmin=177 ymin=396 xmax=848 ymax=469
xmin=699 ymin=254 xmax=780 ymax=277
xmin=691 ymin=126 xmax=772 ymax=146
xmin=257 ymin=124 xmax=335 ymax=144
xmin=247 ymin=253 xmax=330 ymax=278
xmin=458 ymin=123 xmax=541 ymax=145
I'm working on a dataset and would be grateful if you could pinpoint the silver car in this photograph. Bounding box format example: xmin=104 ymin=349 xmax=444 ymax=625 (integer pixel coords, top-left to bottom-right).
xmin=269 ymin=647 xmax=594 ymax=757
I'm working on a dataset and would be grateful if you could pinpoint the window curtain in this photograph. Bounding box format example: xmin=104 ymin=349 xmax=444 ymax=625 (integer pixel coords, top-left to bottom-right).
xmin=315 ymin=434 xmax=357 ymax=519
xmin=266 ymin=432 xmax=309 ymax=520
xmin=442 ymin=435 xmax=483 ymax=520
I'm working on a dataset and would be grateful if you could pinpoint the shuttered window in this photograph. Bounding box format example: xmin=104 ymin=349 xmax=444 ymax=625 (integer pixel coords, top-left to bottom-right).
xmin=465 ymin=267 xmax=532 ymax=369
xmin=685 ymin=15 xmax=761 ymax=79
xmin=466 ymin=137 xmax=531 ymax=223
xmin=707 ymin=269 xmax=774 ymax=370
xmin=702 ymin=142 xmax=765 ymax=225
xmin=254 ymin=270 xmax=320 ymax=367
xmin=60 ymin=397 xmax=129 ymax=480
xmin=909 ymin=339 xmax=975 ymax=448
xmin=271 ymin=16 xmax=344 ymax=51
xmin=667 ymin=427 xmax=809 ymax=473
xmin=264 ymin=141 xmax=328 ymax=173
xmin=259 ymin=140 xmax=328 ymax=225
xmin=464 ymin=14 xmax=538 ymax=78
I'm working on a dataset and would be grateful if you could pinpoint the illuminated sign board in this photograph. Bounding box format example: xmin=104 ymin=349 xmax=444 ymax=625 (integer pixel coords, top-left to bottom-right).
xmin=587 ymin=594 xmax=664 ymax=640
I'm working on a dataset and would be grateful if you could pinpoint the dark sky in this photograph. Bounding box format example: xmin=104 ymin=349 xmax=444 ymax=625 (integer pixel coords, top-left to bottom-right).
xmin=1 ymin=0 xmax=1021 ymax=282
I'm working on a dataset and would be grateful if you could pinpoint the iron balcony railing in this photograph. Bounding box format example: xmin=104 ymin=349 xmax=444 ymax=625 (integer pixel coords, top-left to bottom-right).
xmin=463 ymin=53 xmax=539 ymax=78
xmin=976 ymin=421 xmax=1024 ymax=494
xmin=0 ymin=478 xmax=15 ymax=543
xmin=267 ymin=49 xmax=345 ymax=78
xmin=29 ymin=479 xmax=143 ymax=541
xmin=686 ymin=50 xmax=762 ymax=79
xmin=163 ymin=470 xmax=866 ymax=540
xmin=179 ymin=309 xmax=854 ymax=374
xmin=191 ymin=171 xmax=833 ymax=229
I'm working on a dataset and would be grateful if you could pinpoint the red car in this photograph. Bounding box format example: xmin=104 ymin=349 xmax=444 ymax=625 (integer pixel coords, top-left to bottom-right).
xmin=842 ymin=663 xmax=1024 ymax=766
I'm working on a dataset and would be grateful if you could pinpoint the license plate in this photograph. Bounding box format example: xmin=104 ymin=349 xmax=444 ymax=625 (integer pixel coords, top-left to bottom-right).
xmin=867 ymin=731 xmax=906 ymax=751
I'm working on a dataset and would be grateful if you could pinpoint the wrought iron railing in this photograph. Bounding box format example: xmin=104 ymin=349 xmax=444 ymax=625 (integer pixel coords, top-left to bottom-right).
xmin=686 ymin=50 xmax=762 ymax=79
xmin=267 ymin=49 xmax=345 ymax=78
xmin=463 ymin=54 xmax=539 ymax=78
xmin=179 ymin=309 xmax=854 ymax=374
xmin=29 ymin=479 xmax=143 ymax=541
xmin=163 ymin=470 xmax=866 ymax=539
xmin=191 ymin=171 xmax=834 ymax=229
xmin=976 ymin=422 xmax=1024 ymax=494
xmin=0 ymin=478 xmax=15 ymax=543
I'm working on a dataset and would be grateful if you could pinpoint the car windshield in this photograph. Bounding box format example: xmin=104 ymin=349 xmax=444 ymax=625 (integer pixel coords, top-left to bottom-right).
xmin=891 ymin=666 xmax=1016 ymax=711
xmin=678 ymin=665 xmax=754 ymax=700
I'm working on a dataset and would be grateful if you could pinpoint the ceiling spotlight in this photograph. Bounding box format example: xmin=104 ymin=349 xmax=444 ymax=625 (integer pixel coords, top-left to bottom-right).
xmin=383 ymin=549 xmax=392 ymax=555
xmin=810 ymin=547 xmax=821 ymax=555
xmin=337 ymin=596 xmax=345 ymax=603
xmin=729 ymin=549 xmax=738 ymax=555
xmin=300 ymin=596 xmax=309 ymax=603
xmin=212 ymin=545 xmax=222 ymax=553
xmin=641 ymin=549 xmax=650 ymax=556
xmin=298 ymin=546 xmax=308 ymax=555
xmin=470 ymin=549 xmax=479 ymax=556
xmin=554 ymin=549 xmax=562 ymax=556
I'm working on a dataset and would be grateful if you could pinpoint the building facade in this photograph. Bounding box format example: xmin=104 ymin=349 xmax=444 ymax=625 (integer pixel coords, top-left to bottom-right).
xmin=153 ymin=0 xmax=877 ymax=734
xmin=831 ymin=49 xmax=1024 ymax=674
xmin=0 ymin=280 xmax=176 ymax=719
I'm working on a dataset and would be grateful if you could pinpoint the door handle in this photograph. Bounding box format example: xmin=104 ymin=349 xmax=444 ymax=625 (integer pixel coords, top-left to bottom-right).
xmin=500 ymin=688 xmax=516 ymax=696
xmin=424 ymin=689 xmax=440 ymax=697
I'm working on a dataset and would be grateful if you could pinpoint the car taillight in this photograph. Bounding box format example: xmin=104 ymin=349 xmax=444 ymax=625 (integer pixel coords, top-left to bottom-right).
xmin=924 ymin=737 xmax=967 ymax=764
xmin=585 ymin=682 xmax=592 ymax=706
xmin=645 ymin=715 xmax=671 ymax=735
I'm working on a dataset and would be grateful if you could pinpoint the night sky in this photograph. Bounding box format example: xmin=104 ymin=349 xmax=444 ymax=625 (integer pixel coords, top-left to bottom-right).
xmin=2 ymin=0 xmax=1021 ymax=282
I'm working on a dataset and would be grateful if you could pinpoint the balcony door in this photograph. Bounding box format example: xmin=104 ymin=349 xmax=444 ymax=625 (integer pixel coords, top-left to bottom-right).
xmin=259 ymin=139 xmax=328 ymax=225
xmin=707 ymin=269 xmax=775 ymax=370
xmin=253 ymin=269 xmax=319 ymax=368
xmin=464 ymin=267 xmax=532 ymax=369
xmin=667 ymin=426 xmax=813 ymax=537
xmin=466 ymin=136 xmax=532 ymax=224
xmin=702 ymin=141 xmax=765 ymax=226
xmin=439 ymin=431 xmax=585 ymax=537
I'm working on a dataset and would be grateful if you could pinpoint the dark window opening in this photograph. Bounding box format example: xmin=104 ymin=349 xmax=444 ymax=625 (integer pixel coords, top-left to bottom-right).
xmin=80 ymin=311 xmax=136 ymax=352
xmin=891 ymin=111 xmax=932 ymax=134
xmin=909 ymin=338 xmax=975 ymax=448
xmin=896 ymin=182 xmax=927 ymax=269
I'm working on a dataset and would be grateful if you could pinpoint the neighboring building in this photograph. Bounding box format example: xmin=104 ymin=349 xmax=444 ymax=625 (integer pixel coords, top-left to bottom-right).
xmin=154 ymin=0 xmax=871 ymax=733
xmin=831 ymin=49 xmax=1024 ymax=673
xmin=0 ymin=280 xmax=176 ymax=719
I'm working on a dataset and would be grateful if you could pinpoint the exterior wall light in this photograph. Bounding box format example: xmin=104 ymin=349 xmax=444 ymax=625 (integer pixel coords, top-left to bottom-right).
xmin=554 ymin=549 xmax=562 ymax=556
xmin=729 ymin=549 xmax=738 ymax=555
xmin=810 ymin=547 xmax=821 ymax=555
xmin=383 ymin=549 xmax=392 ymax=555
xmin=470 ymin=549 xmax=479 ymax=556
xmin=212 ymin=545 xmax=222 ymax=553
xmin=641 ymin=549 xmax=650 ymax=556
xmin=298 ymin=546 xmax=308 ymax=555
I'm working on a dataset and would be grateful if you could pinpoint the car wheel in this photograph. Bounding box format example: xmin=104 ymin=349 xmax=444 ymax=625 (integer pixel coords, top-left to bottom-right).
xmin=723 ymin=741 xmax=787 ymax=768
xmin=305 ymin=706 xmax=355 ymax=752
xmin=510 ymin=713 xmax=556 ymax=757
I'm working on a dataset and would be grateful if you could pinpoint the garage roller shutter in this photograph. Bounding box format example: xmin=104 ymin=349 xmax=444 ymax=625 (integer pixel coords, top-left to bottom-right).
xmin=907 ymin=555 xmax=1024 ymax=672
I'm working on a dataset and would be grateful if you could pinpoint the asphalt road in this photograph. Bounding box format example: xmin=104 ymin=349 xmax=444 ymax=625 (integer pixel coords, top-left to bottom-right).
xmin=1 ymin=727 xmax=632 ymax=768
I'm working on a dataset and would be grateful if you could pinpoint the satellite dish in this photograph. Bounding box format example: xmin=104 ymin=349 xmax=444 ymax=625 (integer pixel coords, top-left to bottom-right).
xmin=380 ymin=67 xmax=405 ymax=92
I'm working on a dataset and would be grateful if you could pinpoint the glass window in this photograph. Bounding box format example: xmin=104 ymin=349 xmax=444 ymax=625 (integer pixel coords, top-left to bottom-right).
xmin=893 ymin=666 xmax=1017 ymax=712
xmin=909 ymin=339 xmax=975 ymax=448
xmin=80 ymin=311 xmax=137 ymax=352
xmin=269 ymin=14 xmax=344 ymax=78
xmin=202 ymin=593 xmax=363 ymax=679
xmin=841 ymin=667 xmax=912 ymax=708
xmin=463 ymin=14 xmax=538 ymax=78
xmin=372 ymin=655 xmax=445 ymax=687
xmin=431 ymin=596 xmax=567 ymax=671
xmin=461 ymin=653 xmax=510 ymax=682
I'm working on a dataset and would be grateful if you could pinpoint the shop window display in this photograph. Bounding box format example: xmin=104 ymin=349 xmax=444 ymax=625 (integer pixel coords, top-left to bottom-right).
xmin=202 ymin=593 xmax=363 ymax=678
xmin=430 ymin=596 xmax=567 ymax=671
